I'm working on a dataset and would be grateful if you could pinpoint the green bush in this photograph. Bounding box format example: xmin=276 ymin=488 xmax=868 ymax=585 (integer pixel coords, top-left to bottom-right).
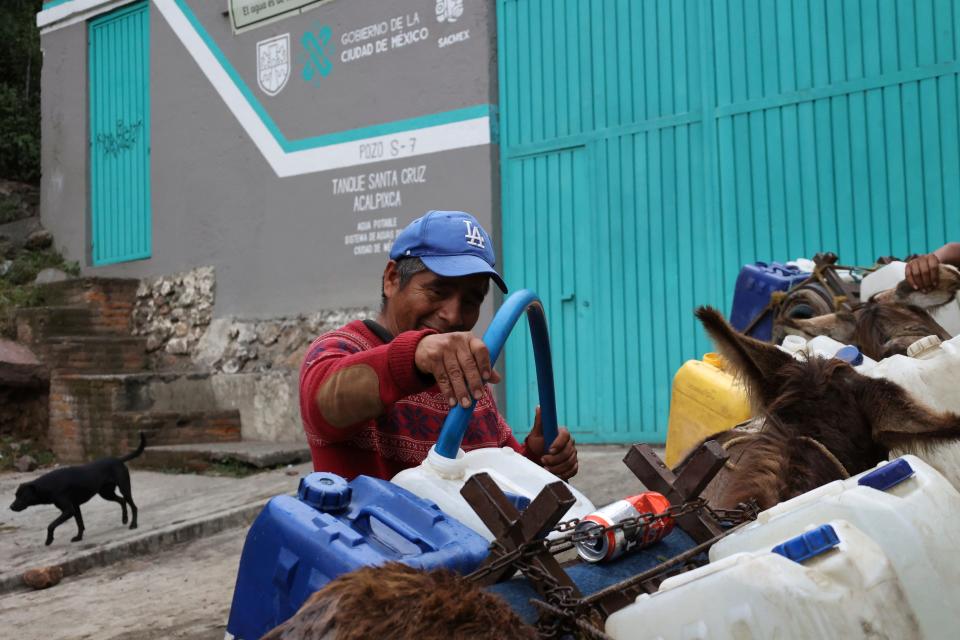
xmin=0 ymin=1 xmax=43 ymax=184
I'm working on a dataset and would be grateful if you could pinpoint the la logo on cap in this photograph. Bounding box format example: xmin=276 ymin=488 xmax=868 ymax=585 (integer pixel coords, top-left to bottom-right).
xmin=464 ymin=220 xmax=485 ymax=248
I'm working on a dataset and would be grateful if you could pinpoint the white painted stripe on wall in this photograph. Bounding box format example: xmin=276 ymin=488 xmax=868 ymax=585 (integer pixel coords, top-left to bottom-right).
xmin=38 ymin=0 xmax=124 ymax=31
xmin=43 ymin=0 xmax=492 ymax=177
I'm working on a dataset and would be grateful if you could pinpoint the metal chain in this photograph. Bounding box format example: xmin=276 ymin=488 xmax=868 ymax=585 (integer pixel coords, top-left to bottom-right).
xmin=465 ymin=498 xmax=761 ymax=638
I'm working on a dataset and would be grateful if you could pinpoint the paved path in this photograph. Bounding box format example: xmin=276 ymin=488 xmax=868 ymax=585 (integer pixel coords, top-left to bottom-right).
xmin=0 ymin=463 xmax=312 ymax=594
xmin=0 ymin=444 xmax=662 ymax=639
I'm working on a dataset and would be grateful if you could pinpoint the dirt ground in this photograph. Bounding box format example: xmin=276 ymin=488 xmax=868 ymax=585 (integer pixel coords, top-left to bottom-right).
xmin=0 ymin=526 xmax=246 ymax=640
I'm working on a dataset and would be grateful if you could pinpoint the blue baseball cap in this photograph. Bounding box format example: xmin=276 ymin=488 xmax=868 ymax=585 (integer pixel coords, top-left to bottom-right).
xmin=390 ymin=210 xmax=508 ymax=293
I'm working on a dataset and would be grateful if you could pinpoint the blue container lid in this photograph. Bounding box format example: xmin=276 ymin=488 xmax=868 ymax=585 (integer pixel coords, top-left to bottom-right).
xmin=298 ymin=472 xmax=352 ymax=512
xmin=771 ymin=524 xmax=840 ymax=563
xmin=858 ymin=458 xmax=915 ymax=491
xmin=835 ymin=345 xmax=864 ymax=366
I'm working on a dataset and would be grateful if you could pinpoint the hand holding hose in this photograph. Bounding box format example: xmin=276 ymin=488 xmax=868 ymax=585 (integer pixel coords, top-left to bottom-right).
xmin=414 ymin=332 xmax=501 ymax=408
xmin=525 ymin=406 xmax=579 ymax=480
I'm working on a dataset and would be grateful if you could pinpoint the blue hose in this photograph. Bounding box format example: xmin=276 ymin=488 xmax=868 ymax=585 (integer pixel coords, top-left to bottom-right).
xmin=434 ymin=289 xmax=559 ymax=459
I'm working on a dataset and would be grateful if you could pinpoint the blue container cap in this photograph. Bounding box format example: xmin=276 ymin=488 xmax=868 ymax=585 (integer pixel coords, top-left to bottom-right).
xmin=771 ymin=524 xmax=840 ymax=563
xmin=298 ymin=472 xmax=352 ymax=512
xmin=835 ymin=345 xmax=864 ymax=366
xmin=503 ymin=491 xmax=531 ymax=512
xmin=858 ymin=458 xmax=915 ymax=491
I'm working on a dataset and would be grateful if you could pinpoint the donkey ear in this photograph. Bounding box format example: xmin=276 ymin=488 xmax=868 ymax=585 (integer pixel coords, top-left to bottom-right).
xmin=855 ymin=374 xmax=960 ymax=446
xmin=695 ymin=306 xmax=795 ymax=408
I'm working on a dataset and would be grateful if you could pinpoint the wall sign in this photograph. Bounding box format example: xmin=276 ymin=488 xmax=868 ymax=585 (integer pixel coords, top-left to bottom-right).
xmin=229 ymin=0 xmax=335 ymax=33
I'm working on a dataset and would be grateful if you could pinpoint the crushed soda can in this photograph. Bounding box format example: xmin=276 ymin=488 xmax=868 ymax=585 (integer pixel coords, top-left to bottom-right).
xmin=574 ymin=491 xmax=674 ymax=562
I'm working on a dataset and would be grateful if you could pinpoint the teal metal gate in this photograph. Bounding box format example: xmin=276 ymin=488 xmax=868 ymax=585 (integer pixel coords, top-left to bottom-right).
xmin=89 ymin=1 xmax=151 ymax=265
xmin=498 ymin=0 xmax=960 ymax=443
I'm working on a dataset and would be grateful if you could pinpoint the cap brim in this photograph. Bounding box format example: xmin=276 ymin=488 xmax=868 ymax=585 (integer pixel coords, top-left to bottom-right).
xmin=421 ymin=255 xmax=508 ymax=293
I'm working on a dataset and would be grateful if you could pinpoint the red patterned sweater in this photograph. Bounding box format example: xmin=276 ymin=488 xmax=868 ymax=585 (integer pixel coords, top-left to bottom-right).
xmin=299 ymin=319 xmax=537 ymax=480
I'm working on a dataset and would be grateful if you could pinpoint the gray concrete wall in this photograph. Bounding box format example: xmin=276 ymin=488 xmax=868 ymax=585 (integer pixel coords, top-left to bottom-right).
xmin=39 ymin=0 xmax=500 ymax=320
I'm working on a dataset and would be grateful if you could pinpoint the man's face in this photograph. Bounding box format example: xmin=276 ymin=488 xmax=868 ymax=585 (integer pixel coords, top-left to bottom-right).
xmin=382 ymin=264 xmax=490 ymax=335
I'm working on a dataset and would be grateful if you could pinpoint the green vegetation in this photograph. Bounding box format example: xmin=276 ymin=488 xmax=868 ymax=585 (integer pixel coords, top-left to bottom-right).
xmin=0 ymin=1 xmax=44 ymax=183
xmin=0 ymin=248 xmax=80 ymax=338
xmin=0 ymin=434 xmax=55 ymax=472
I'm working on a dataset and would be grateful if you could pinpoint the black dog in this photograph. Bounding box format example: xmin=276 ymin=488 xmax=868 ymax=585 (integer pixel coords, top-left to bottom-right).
xmin=10 ymin=434 xmax=145 ymax=545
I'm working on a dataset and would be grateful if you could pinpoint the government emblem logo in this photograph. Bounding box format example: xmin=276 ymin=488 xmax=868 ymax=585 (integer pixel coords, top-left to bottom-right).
xmin=257 ymin=34 xmax=291 ymax=96
xmin=435 ymin=0 xmax=464 ymax=24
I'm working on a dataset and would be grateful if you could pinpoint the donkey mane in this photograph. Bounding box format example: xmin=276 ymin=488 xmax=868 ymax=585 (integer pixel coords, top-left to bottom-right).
xmin=262 ymin=562 xmax=536 ymax=640
xmin=691 ymin=306 xmax=960 ymax=509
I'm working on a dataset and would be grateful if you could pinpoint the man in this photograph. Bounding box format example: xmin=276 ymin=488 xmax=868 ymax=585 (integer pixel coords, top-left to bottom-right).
xmin=299 ymin=210 xmax=579 ymax=481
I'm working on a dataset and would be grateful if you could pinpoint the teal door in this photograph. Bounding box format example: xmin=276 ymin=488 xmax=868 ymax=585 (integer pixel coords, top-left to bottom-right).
xmin=502 ymin=146 xmax=602 ymax=438
xmin=89 ymin=1 xmax=151 ymax=265
xmin=498 ymin=0 xmax=960 ymax=443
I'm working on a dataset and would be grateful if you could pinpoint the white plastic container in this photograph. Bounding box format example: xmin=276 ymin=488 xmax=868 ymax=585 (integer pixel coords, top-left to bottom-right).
xmin=710 ymin=455 xmax=960 ymax=640
xmin=861 ymin=261 xmax=960 ymax=336
xmin=391 ymin=445 xmax=595 ymax=541
xmin=777 ymin=334 xmax=877 ymax=370
xmin=606 ymin=520 xmax=923 ymax=640
xmin=863 ymin=334 xmax=960 ymax=413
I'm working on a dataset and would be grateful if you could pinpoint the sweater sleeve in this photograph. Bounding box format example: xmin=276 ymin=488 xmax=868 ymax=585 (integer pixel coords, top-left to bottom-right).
xmin=299 ymin=327 xmax=435 ymax=442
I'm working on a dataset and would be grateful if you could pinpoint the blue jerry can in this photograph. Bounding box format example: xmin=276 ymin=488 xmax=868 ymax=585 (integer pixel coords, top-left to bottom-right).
xmin=729 ymin=262 xmax=809 ymax=340
xmin=225 ymin=472 xmax=490 ymax=640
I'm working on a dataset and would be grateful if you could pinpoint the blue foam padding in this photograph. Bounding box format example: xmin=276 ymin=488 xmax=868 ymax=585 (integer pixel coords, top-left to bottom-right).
xmin=486 ymin=528 xmax=698 ymax=624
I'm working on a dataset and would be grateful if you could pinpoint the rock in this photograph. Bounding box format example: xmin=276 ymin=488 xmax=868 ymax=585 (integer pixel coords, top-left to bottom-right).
xmin=159 ymin=280 xmax=173 ymax=296
xmin=165 ymin=337 xmax=191 ymax=355
xmin=136 ymin=281 xmax=150 ymax=298
xmin=33 ymin=268 xmax=69 ymax=285
xmin=22 ymin=566 xmax=64 ymax=590
xmin=9 ymin=441 xmax=21 ymax=452
xmin=24 ymin=229 xmax=53 ymax=251
xmin=145 ymin=335 xmax=164 ymax=352
xmin=178 ymin=288 xmax=196 ymax=307
xmin=15 ymin=454 xmax=37 ymax=472
xmin=173 ymin=322 xmax=189 ymax=338
xmin=196 ymin=266 xmax=215 ymax=297
xmin=221 ymin=358 xmax=242 ymax=374
xmin=235 ymin=324 xmax=257 ymax=344
xmin=256 ymin=322 xmax=281 ymax=346
xmin=195 ymin=318 xmax=233 ymax=368
xmin=0 ymin=259 xmax=12 ymax=276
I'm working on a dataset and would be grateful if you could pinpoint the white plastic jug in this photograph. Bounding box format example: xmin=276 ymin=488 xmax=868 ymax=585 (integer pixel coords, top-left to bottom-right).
xmin=710 ymin=455 xmax=960 ymax=640
xmin=606 ymin=520 xmax=923 ymax=640
xmin=863 ymin=334 xmax=960 ymax=413
xmin=391 ymin=290 xmax=595 ymax=541
xmin=777 ymin=334 xmax=877 ymax=370
xmin=861 ymin=261 xmax=960 ymax=336
xmin=392 ymin=445 xmax=595 ymax=541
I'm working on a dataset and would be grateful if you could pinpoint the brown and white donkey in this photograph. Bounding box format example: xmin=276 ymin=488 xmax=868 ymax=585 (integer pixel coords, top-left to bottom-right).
xmin=691 ymin=306 xmax=960 ymax=510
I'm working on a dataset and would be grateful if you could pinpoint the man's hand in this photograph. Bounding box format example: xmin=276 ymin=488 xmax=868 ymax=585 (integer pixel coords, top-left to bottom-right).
xmin=525 ymin=406 xmax=578 ymax=480
xmin=906 ymin=252 xmax=941 ymax=292
xmin=414 ymin=332 xmax=501 ymax=408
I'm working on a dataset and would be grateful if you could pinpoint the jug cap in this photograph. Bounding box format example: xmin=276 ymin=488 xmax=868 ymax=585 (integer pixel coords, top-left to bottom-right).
xmin=835 ymin=345 xmax=864 ymax=366
xmin=298 ymin=472 xmax=352 ymax=512
xmin=907 ymin=335 xmax=942 ymax=358
xmin=703 ymin=353 xmax=726 ymax=370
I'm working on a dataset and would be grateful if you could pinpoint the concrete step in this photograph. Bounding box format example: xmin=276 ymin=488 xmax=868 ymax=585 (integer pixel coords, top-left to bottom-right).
xmin=15 ymin=306 xmax=97 ymax=343
xmin=32 ymin=278 xmax=140 ymax=335
xmin=50 ymin=370 xmax=213 ymax=415
xmin=136 ymin=440 xmax=310 ymax=473
xmin=48 ymin=408 xmax=242 ymax=464
xmin=36 ymin=335 xmax=148 ymax=373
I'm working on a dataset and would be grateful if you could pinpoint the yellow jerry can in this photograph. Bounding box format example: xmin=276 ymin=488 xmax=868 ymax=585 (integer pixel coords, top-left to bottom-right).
xmin=664 ymin=353 xmax=752 ymax=468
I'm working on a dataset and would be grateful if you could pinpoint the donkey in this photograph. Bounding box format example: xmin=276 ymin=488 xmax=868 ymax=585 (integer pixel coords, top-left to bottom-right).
xmin=774 ymin=263 xmax=960 ymax=359
xmin=261 ymin=562 xmax=536 ymax=640
xmin=691 ymin=306 xmax=960 ymax=510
